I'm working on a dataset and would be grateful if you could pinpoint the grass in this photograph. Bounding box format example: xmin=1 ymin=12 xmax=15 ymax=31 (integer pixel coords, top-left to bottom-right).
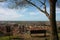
xmin=0 ymin=36 xmax=20 ymax=40
xmin=0 ymin=33 xmax=60 ymax=40
xmin=0 ymin=36 xmax=9 ymax=40
xmin=58 ymin=33 xmax=60 ymax=40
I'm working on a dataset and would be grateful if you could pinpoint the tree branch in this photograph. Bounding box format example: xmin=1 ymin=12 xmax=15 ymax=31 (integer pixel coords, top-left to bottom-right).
xmin=26 ymin=0 xmax=49 ymax=18
xmin=44 ymin=0 xmax=50 ymax=18
xmin=39 ymin=0 xmax=45 ymax=5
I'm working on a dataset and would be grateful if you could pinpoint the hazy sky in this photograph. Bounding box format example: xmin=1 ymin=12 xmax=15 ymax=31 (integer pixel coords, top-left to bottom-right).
xmin=0 ymin=0 xmax=60 ymax=21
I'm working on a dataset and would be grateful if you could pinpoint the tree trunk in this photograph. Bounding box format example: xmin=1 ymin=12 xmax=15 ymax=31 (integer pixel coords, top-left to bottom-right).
xmin=49 ymin=0 xmax=59 ymax=40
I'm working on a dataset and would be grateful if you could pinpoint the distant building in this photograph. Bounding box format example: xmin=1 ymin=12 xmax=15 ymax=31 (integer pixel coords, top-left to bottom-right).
xmin=0 ymin=23 xmax=51 ymax=36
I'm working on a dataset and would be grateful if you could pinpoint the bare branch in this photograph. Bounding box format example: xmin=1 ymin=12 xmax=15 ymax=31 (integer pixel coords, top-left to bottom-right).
xmin=26 ymin=0 xmax=49 ymax=18
xmin=44 ymin=0 xmax=49 ymax=18
xmin=39 ymin=0 xmax=45 ymax=5
xmin=45 ymin=11 xmax=49 ymax=18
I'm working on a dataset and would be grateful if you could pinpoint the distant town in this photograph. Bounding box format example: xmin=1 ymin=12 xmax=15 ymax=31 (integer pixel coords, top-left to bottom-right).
xmin=0 ymin=21 xmax=60 ymax=37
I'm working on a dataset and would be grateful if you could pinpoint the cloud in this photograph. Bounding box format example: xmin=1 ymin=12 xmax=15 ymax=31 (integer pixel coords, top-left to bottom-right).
xmin=56 ymin=8 xmax=60 ymax=13
xmin=29 ymin=10 xmax=45 ymax=16
xmin=0 ymin=7 xmax=27 ymax=21
xmin=29 ymin=12 xmax=39 ymax=16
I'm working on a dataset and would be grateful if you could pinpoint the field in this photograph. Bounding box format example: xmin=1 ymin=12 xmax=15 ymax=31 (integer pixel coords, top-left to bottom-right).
xmin=0 ymin=33 xmax=60 ymax=40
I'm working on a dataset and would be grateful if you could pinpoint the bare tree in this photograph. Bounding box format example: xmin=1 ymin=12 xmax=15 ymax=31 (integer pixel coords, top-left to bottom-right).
xmin=49 ymin=0 xmax=59 ymax=40
xmin=25 ymin=0 xmax=59 ymax=40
